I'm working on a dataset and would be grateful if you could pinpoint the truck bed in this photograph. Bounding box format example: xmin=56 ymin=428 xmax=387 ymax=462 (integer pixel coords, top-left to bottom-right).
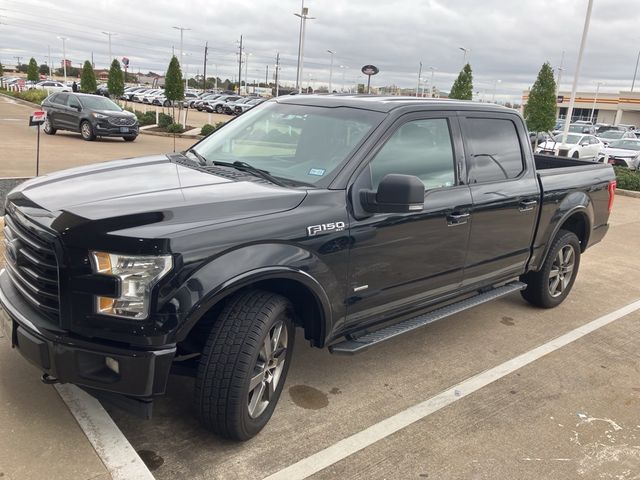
xmin=534 ymin=153 xmax=606 ymax=175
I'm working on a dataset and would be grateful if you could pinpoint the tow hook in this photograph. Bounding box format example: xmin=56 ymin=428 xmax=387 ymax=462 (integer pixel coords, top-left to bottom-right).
xmin=41 ymin=373 xmax=60 ymax=384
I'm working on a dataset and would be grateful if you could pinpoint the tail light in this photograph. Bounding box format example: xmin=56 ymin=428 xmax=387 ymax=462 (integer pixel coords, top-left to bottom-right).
xmin=608 ymin=180 xmax=616 ymax=212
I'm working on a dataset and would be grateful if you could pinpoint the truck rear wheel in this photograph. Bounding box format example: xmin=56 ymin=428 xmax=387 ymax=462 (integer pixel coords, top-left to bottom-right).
xmin=194 ymin=289 xmax=295 ymax=440
xmin=521 ymin=229 xmax=581 ymax=308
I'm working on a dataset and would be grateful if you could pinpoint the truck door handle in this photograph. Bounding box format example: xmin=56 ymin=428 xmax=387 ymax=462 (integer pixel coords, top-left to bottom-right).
xmin=519 ymin=200 xmax=537 ymax=212
xmin=446 ymin=212 xmax=470 ymax=226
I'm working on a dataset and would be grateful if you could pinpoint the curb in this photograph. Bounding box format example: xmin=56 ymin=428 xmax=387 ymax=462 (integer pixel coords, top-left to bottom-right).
xmin=0 ymin=92 xmax=41 ymax=108
xmin=616 ymin=188 xmax=640 ymax=199
xmin=139 ymin=128 xmax=203 ymax=140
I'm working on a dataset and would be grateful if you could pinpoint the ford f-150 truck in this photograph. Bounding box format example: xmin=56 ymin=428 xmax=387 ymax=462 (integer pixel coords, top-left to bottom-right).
xmin=0 ymin=96 xmax=616 ymax=440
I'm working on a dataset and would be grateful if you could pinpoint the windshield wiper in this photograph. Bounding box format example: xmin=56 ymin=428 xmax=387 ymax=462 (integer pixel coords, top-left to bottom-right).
xmin=212 ymin=160 xmax=288 ymax=187
xmin=185 ymin=148 xmax=208 ymax=165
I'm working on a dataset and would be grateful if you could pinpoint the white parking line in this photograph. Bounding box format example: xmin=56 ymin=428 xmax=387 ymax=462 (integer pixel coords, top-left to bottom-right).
xmin=55 ymin=384 xmax=155 ymax=480
xmin=264 ymin=298 xmax=640 ymax=480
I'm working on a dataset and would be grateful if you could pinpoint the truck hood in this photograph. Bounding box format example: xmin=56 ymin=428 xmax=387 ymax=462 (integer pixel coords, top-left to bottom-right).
xmin=12 ymin=155 xmax=307 ymax=237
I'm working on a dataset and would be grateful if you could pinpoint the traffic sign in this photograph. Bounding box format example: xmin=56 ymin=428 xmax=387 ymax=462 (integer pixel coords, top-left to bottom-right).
xmin=29 ymin=110 xmax=46 ymax=126
xmin=361 ymin=65 xmax=379 ymax=76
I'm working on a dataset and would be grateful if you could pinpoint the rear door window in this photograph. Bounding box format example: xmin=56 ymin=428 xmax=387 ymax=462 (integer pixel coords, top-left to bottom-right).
xmin=66 ymin=95 xmax=81 ymax=109
xmin=464 ymin=117 xmax=525 ymax=183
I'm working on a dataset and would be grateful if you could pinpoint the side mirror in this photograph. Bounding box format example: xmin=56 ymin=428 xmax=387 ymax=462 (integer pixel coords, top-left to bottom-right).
xmin=360 ymin=174 xmax=425 ymax=214
xmin=580 ymin=142 xmax=589 ymax=147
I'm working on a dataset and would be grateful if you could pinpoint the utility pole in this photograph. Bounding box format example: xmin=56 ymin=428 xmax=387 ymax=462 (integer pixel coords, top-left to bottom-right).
xmin=294 ymin=2 xmax=315 ymax=93
xmin=416 ymin=61 xmax=422 ymax=97
xmin=172 ymin=26 xmax=191 ymax=62
xmin=48 ymin=45 xmax=52 ymax=79
xmin=57 ymin=36 xmax=68 ymax=84
xmin=275 ymin=52 xmax=280 ymax=97
xmin=102 ymin=31 xmax=116 ymax=65
xmin=327 ymin=50 xmax=335 ymax=92
xmin=14 ymin=56 xmax=22 ymax=68
xmin=203 ymin=41 xmax=208 ymax=91
xmin=244 ymin=52 xmax=250 ymax=93
xmin=91 ymin=51 xmax=94 ymax=69
xmin=556 ymin=50 xmax=565 ymax=97
xmin=237 ymin=35 xmax=243 ymax=94
xmin=265 ymin=64 xmax=268 ymax=87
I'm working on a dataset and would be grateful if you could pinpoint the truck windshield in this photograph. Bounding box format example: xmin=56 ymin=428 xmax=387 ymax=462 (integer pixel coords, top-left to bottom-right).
xmin=193 ymin=102 xmax=385 ymax=186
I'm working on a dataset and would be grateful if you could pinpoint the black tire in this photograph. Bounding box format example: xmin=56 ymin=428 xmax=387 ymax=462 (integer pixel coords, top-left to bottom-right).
xmin=215 ymin=105 xmax=223 ymax=114
xmin=195 ymin=290 xmax=295 ymax=441
xmin=43 ymin=118 xmax=56 ymax=135
xmin=572 ymin=151 xmax=580 ymax=159
xmin=521 ymin=229 xmax=581 ymax=308
xmin=122 ymin=136 xmax=137 ymax=142
xmin=163 ymin=100 xmax=170 ymax=107
xmin=80 ymin=121 xmax=95 ymax=141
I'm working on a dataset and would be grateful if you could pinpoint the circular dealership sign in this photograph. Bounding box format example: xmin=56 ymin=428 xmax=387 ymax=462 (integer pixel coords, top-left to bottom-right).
xmin=361 ymin=65 xmax=379 ymax=76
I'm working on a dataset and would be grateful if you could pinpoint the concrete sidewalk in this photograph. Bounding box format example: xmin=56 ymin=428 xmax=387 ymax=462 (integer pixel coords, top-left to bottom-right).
xmin=0 ymin=333 xmax=111 ymax=480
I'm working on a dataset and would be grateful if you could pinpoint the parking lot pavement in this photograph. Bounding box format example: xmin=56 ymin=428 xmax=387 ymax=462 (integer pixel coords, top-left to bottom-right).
xmin=0 ymin=95 xmax=195 ymax=178
xmin=103 ymin=196 xmax=640 ymax=480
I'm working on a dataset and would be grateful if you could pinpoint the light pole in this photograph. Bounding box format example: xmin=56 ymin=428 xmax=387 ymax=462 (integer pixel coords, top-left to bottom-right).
xmin=492 ymin=79 xmax=501 ymax=103
xmin=327 ymin=50 xmax=335 ymax=92
xmin=244 ymin=52 xmax=252 ymax=94
xmin=57 ymin=36 xmax=68 ymax=84
xmin=589 ymin=81 xmax=604 ymax=123
xmin=556 ymin=50 xmax=565 ymax=97
xmin=102 ymin=31 xmax=116 ymax=65
xmin=632 ymin=49 xmax=640 ymax=92
xmin=428 ymin=66 xmax=437 ymax=97
xmin=416 ymin=61 xmax=422 ymax=97
xmin=294 ymin=2 xmax=315 ymax=93
xmin=183 ymin=52 xmax=192 ymax=91
xmin=172 ymin=26 xmax=191 ymax=62
xmin=560 ymin=0 xmax=594 ymax=152
xmin=459 ymin=46 xmax=470 ymax=64
xmin=340 ymin=65 xmax=348 ymax=92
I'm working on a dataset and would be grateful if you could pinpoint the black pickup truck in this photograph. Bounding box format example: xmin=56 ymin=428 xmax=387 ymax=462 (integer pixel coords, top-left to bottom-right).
xmin=0 ymin=96 xmax=616 ymax=440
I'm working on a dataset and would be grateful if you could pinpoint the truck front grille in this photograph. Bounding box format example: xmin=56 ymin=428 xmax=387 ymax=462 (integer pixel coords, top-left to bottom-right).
xmin=3 ymin=211 xmax=60 ymax=322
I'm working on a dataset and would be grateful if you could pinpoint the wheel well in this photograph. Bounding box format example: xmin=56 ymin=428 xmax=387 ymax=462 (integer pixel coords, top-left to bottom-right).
xmin=560 ymin=212 xmax=588 ymax=252
xmin=180 ymin=278 xmax=325 ymax=355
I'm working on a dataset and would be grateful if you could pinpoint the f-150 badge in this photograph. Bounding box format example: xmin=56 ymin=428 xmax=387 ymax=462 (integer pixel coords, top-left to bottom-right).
xmin=307 ymin=222 xmax=346 ymax=236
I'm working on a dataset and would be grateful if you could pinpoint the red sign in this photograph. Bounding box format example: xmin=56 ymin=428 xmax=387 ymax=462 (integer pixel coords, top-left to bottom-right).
xmin=18 ymin=79 xmax=25 ymax=87
xmin=29 ymin=110 xmax=47 ymax=126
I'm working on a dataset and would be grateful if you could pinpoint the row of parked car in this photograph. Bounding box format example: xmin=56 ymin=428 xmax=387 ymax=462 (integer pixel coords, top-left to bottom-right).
xmin=120 ymin=87 xmax=266 ymax=115
xmin=532 ymin=121 xmax=640 ymax=169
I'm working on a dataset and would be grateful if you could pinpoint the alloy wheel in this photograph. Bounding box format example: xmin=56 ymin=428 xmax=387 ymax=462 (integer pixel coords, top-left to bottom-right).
xmin=548 ymin=245 xmax=575 ymax=298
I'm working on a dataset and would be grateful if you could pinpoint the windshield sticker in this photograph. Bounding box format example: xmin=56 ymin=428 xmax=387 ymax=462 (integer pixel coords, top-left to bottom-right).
xmin=308 ymin=168 xmax=326 ymax=176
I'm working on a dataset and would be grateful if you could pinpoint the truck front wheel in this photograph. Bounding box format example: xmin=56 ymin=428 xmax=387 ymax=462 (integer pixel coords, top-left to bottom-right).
xmin=521 ymin=229 xmax=581 ymax=308
xmin=194 ymin=290 xmax=295 ymax=440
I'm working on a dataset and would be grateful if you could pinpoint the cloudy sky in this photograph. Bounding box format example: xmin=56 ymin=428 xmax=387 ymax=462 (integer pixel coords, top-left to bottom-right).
xmin=1 ymin=0 xmax=639 ymax=102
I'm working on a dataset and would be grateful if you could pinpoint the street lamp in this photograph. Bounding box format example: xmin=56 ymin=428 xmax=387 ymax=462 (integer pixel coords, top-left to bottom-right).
xmin=339 ymin=65 xmax=348 ymax=92
xmin=244 ymin=52 xmax=252 ymax=94
xmin=183 ymin=52 xmax=192 ymax=91
xmin=428 ymin=66 xmax=437 ymax=97
xmin=57 ymin=36 xmax=68 ymax=84
xmin=172 ymin=26 xmax=191 ymax=61
xmin=459 ymin=46 xmax=470 ymax=64
xmin=102 ymin=31 xmax=116 ymax=65
xmin=559 ymin=0 xmax=594 ymax=152
xmin=589 ymin=81 xmax=604 ymax=123
xmin=294 ymin=1 xmax=315 ymax=93
xmin=327 ymin=50 xmax=335 ymax=92
xmin=632 ymin=49 xmax=640 ymax=92
xmin=492 ymin=79 xmax=502 ymax=103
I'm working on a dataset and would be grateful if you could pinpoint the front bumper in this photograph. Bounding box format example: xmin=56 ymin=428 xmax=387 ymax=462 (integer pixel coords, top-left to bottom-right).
xmin=0 ymin=269 xmax=175 ymax=398
xmin=94 ymin=122 xmax=139 ymax=137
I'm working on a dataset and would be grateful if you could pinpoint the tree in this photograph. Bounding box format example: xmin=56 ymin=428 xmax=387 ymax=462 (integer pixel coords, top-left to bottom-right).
xmin=523 ymin=62 xmax=557 ymax=145
xmin=17 ymin=64 xmax=28 ymax=73
xmin=0 ymin=62 xmax=3 ymax=77
xmin=39 ymin=64 xmax=49 ymax=75
xmin=80 ymin=60 xmax=97 ymax=93
xmin=107 ymin=59 xmax=124 ymax=98
xmin=449 ymin=63 xmax=473 ymax=100
xmin=164 ymin=55 xmax=184 ymax=116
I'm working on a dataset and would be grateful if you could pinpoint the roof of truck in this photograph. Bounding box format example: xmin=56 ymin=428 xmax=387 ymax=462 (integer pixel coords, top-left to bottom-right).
xmin=274 ymin=94 xmax=513 ymax=114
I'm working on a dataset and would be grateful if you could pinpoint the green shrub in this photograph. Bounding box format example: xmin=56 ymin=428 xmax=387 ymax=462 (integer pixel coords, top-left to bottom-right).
xmin=614 ymin=166 xmax=640 ymax=191
xmin=200 ymin=124 xmax=216 ymax=136
xmin=166 ymin=122 xmax=184 ymax=133
xmin=9 ymin=89 xmax=49 ymax=104
xmin=158 ymin=113 xmax=174 ymax=128
xmin=135 ymin=111 xmax=156 ymax=126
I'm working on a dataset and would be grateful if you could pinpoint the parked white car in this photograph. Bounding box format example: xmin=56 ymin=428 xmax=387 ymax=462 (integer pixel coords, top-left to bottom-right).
xmin=31 ymin=81 xmax=71 ymax=93
xmin=536 ymin=133 xmax=603 ymax=159
xmin=596 ymin=129 xmax=637 ymax=147
xmin=598 ymin=139 xmax=640 ymax=169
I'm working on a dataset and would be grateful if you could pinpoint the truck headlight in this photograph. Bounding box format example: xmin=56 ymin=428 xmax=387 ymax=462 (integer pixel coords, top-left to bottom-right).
xmin=90 ymin=251 xmax=173 ymax=319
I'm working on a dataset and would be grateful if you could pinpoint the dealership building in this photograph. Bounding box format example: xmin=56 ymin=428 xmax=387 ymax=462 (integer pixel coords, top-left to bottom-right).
xmin=522 ymin=90 xmax=640 ymax=127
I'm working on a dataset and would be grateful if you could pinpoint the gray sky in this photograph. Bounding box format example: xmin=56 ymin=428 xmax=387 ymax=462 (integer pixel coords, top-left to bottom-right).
xmin=1 ymin=0 xmax=639 ymax=102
